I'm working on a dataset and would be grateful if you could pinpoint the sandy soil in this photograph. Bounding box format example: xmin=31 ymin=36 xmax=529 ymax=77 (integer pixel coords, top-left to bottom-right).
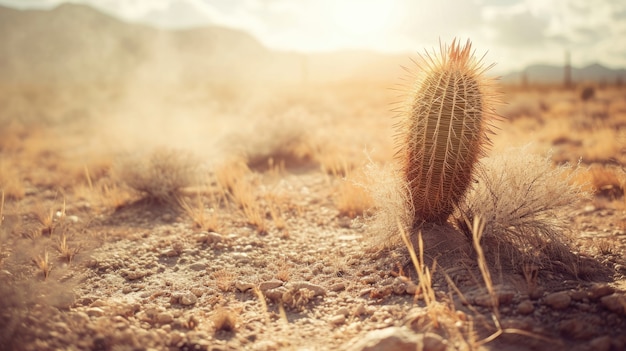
xmin=1 ymin=83 xmax=625 ymax=351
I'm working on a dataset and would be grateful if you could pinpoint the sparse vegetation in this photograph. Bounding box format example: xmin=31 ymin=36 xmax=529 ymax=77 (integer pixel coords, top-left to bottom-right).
xmin=117 ymin=148 xmax=200 ymax=203
xmin=32 ymin=250 xmax=52 ymax=279
xmin=457 ymin=149 xmax=586 ymax=270
xmin=1 ymin=25 xmax=625 ymax=351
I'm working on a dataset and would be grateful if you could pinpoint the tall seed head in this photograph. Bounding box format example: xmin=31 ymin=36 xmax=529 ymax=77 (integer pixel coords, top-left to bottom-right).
xmin=397 ymin=39 xmax=499 ymax=225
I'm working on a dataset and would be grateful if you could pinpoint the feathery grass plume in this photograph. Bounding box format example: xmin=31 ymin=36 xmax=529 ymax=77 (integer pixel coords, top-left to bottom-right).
xmin=397 ymin=38 xmax=500 ymax=225
xmin=456 ymin=148 xmax=587 ymax=271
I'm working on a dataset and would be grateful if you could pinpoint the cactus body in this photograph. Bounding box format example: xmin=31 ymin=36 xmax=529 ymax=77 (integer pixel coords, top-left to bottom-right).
xmin=399 ymin=39 xmax=498 ymax=225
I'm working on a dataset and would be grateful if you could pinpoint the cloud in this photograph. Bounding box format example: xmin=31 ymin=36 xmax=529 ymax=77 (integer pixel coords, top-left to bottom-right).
xmin=483 ymin=6 xmax=550 ymax=47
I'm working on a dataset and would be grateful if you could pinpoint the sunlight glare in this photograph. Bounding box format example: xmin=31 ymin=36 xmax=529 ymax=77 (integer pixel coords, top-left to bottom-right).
xmin=331 ymin=0 xmax=395 ymax=37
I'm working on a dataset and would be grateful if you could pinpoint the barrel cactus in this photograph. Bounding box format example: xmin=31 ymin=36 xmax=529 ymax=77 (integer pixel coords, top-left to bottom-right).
xmin=398 ymin=39 xmax=499 ymax=225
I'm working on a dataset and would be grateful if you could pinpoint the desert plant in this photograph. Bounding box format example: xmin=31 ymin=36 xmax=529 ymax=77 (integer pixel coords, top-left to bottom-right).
xmin=397 ymin=39 xmax=499 ymax=225
xmin=117 ymin=148 xmax=200 ymax=203
xmin=56 ymin=234 xmax=80 ymax=263
xmin=33 ymin=251 xmax=52 ymax=279
xmin=456 ymin=149 xmax=586 ymax=270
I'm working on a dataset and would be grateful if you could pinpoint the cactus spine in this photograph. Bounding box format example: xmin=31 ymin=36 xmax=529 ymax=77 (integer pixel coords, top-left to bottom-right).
xmin=399 ymin=39 xmax=498 ymax=225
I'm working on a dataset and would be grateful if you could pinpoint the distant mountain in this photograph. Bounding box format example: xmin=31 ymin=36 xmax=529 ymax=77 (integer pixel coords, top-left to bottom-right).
xmin=0 ymin=3 xmax=271 ymax=85
xmin=2 ymin=3 xmax=623 ymax=87
xmin=502 ymin=63 xmax=626 ymax=85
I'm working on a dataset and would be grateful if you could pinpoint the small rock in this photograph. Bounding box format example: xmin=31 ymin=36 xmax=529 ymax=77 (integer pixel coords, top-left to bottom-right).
xmin=558 ymin=319 xmax=595 ymax=340
xmin=287 ymin=282 xmax=326 ymax=296
xmin=588 ymin=284 xmax=615 ymax=300
xmin=517 ymin=300 xmax=534 ymax=315
xmin=361 ymin=275 xmax=378 ymax=285
xmin=473 ymin=288 xmax=515 ymax=307
xmin=589 ymin=336 xmax=612 ymax=351
xmin=259 ymin=279 xmax=284 ymax=292
xmin=86 ymin=307 xmax=105 ymax=317
xmin=67 ymin=215 xmax=79 ymax=223
xmin=336 ymin=307 xmax=350 ymax=317
xmin=405 ymin=282 xmax=418 ymax=295
xmin=570 ymin=290 xmax=587 ymax=301
xmin=329 ymin=314 xmax=346 ymax=325
xmin=190 ymin=287 xmax=204 ymax=297
xmin=264 ymin=287 xmax=288 ymax=301
xmin=329 ymin=283 xmax=346 ymax=292
xmin=600 ymin=294 xmax=626 ymax=315
xmin=125 ymin=270 xmax=147 ymax=280
xmin=392 ymin=278 xmax=407 ymax=295
xmin=344 ymin=327 xmax=446 ymax=351
xmin=582 ymin=205 xmax=596 ymax=214
xmin=544 ymin=291 xmax=571 ymax=310
xmin=179 ymin=292 xmax=198 ymax=306
xmin=156 ymin=312 xmax=174 ymax=324
xmin=205 ymin=232 xmax=224 ymax=245
xmin=189 ymin=263 xmax=208 ymax=271
xmin=232 ymin=252 xmax=250 ymax=263
xmin=235 ymin=281 xmax=255 ymax=292
xmin=353 ymin=304 xmax=369 ymax=317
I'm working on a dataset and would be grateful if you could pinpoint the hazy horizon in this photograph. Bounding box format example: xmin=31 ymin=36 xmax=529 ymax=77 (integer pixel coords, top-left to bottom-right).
xmin=1 ymin=0 xmax=625 ymax=75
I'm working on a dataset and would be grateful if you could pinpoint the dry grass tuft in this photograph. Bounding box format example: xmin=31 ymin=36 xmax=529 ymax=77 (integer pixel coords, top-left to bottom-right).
xmin=335 ymin=169 xmax=373 ymax=219
xmin=33 ymin=250 xmax=52 ymax=279
xmin=35 ymin=205 xmax=56 ymax=236
xmin=215 ymin=158 xmax=267 ymax=234
xmin=56 ymin=234 xmax=80 ymax=263
xmin=213 ymin=269 xmax=236 ymax=292
xmin=178 ymin=195 xmax=221 ymax=232
xmin=117 ymin=148 xmax=200 ymax=203
xmin=456 ymin=148 xmax=587 ymax=272
xmin=211 ymin=307 xmax=238 ymax=333
xmin=364 ymin=162 xmax=414 ymax=248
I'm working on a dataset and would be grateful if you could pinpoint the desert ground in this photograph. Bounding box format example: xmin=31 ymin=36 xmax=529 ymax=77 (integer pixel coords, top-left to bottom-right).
xmin=1 ymin=76 xmax=625 ymax=351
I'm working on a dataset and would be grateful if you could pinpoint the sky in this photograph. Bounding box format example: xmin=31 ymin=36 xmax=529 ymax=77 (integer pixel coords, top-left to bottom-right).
xmin=1 ymin=0 xmax=625 ymax=73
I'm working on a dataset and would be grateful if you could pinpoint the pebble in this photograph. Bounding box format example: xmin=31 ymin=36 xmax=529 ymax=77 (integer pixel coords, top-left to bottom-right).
xmin=259 ymin=279 xmax=284 ymax=292
xmin=544 ymin=291 xmax=571 ymax=310
xmin=125 ymin=270 xmax=148 ymax=280
xmin=353 ymin=304 xmax=369 ymax=317
xmin=600 ymin=294 xmax=626 ymax=315
xmin=287 ymin=282 xmax=326 ymax=296
xmin=473 ymin=289 xmax=515 ymax=307
xmin=336 ymin=307 xmax=350 ymax=317
xmin=588 ymin=284 xmax=615 ymax=300
xmin=189 ymin=263 xmax=208 ymax=271
xmin=405 ymin=282 xmax=418 ymax=295
xmin=179 ymin=292 xmax=198 ymax=306
xmin=558 ymin=318 xmax=594 ymax=340
xmin=589 ymin=336 xmax=612 ymax=351
xmin=329 ymin=283 xmax=346 ymax=292
xmin=344 ymin=327 xmax=446 ymax=351
xmin=570 ymin=290 xmax=587 ymax=301
xmin=517 ymin=300 xmax=534 ymax=315
xmin=329 ymin=314 xmax=346 ymax=325
xmin=86 ymin=307 xmax=105 ymax=317
xmin=235 ymin=281 xmax=256 ymax=292
xmin=156 ymin=312 xmax=174 ymax=324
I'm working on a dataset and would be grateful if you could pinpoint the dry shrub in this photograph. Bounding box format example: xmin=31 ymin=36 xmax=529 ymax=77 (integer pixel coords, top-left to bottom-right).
xmin=223 ymin=108 xmax=315 ymax=171
xmin=364 ymin=161 xmax=414 ymax=248
xmin=456 ymin=148 xmax=587 ymax=271
xmin=117 ymin=148 xmax=200 ymax=203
